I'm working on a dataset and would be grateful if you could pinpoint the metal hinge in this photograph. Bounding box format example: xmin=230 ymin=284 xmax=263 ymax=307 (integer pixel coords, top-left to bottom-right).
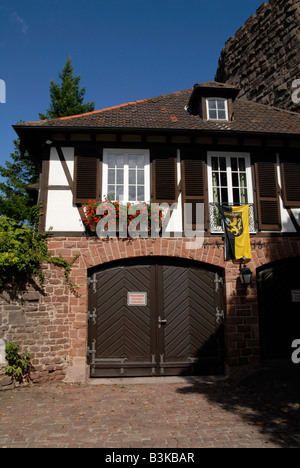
xmin=214 ymin=274 xmax=223 ymax=292
xmin=88 ymin=307 xmax=97 ymax=325
xmin=88 ymin=275 xmax=97 ymax=293
xmin=87 ymin=339 xmax=96 ymax=375
xmin=160 ymin=354 xmax=164 ymax=375
xmin=151 ymin=354 xmax=156 ymax=375
xmin=215 ymin=307 xmax=225 ymax=324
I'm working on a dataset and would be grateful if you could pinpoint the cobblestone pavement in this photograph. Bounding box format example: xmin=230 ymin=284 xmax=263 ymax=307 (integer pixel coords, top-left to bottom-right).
xmin=1 ymin=363 xmax=300 ymax=449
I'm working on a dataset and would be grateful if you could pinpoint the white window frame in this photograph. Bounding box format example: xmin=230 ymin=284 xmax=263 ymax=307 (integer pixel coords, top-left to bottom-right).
xmin=102 ymin=149 xmax=150 ymax=203
xmin=206 ymin=97 xmax=228 ymax=121
xmin=207 ymin=151 xmax=255 ymax=233
xmin=207 ymin=151 xmax=253 ymax=205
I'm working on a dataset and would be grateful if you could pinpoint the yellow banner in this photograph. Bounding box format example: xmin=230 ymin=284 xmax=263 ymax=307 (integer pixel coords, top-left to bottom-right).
xmin=232 ymin=205 xmax=251 ymax=262
xmin=218 ymin=204 xmax=252 ymax=262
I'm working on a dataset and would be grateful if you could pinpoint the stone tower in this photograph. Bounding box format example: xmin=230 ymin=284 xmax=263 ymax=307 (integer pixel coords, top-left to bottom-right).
xmin=215 ymin=0 xmax=300 ymax=111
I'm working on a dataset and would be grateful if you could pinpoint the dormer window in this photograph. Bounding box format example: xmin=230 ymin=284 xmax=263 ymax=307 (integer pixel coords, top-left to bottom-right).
xmin=187 ymin=81 xmax=240 ymax=122
xmin=206 ymin=97 xmax=228 ymax=121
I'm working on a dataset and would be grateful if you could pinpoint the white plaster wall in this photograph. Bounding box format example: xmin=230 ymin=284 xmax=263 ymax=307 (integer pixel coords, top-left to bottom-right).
xmin=46 ymin=147 xmax=84 ymax=232
xmin=291 ymin=209 xmax=300 ymax=226
xmin=48 ymin=147 xmax=75 ymax=186
xmin=46 ymin=190 xmax=84 ymax=232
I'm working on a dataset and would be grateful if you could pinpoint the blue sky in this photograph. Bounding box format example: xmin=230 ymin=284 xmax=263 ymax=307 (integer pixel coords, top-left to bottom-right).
xmin=0 ymin=0 xmax=264 ymax=173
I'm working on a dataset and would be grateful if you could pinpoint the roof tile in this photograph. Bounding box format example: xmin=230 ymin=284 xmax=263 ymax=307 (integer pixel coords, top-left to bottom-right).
xmin=18 ymin=85 xmax=300 ymax=136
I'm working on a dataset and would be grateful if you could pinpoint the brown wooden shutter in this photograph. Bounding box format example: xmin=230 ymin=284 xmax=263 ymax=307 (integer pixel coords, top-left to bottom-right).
xmin=281 ymin=158 xmax=300 ymax=208
xmin=254 ymin=157 xmax=281 ymax=231
xmin=152 ymin=150 xmax=177 ymax=204
xmin=181 ymin=153 xmax=207 ymax=229
xmin=73 ymin=154 xmax=100 ymax=204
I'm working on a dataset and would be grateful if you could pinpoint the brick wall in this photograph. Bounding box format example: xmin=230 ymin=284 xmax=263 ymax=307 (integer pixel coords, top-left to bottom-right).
xmin=215 ymin=0 xmax=300 ymax=111
xmin=0 ymin=236 xmax=299 ymax=383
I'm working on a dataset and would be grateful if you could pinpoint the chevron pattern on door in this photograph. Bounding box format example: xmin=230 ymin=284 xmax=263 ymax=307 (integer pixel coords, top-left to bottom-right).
xmin=160 ymin=266 xmax=221 ymax=375
xmin=95 ymin=265 xmax=152 ymax=361
xmin=88 ymin=259 xmax=224 ymax=377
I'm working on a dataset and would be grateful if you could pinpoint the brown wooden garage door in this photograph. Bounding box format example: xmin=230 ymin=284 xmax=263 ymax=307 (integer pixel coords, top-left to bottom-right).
xmin=88 ymin=259 xmax=225 ymax=377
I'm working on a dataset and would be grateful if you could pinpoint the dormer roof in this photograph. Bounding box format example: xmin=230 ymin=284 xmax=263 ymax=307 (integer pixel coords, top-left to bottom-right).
xmin=187 ymin=81 xmax=240 ymax=118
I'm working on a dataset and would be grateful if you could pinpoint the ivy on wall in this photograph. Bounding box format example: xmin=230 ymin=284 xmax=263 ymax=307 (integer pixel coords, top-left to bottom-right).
xmin=0 ymin=209 xmax=80 ymax=291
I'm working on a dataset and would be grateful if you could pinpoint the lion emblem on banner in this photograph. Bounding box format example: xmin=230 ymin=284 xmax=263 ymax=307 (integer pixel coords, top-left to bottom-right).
xmin=225 ymin=214 xmax=243 ymax=237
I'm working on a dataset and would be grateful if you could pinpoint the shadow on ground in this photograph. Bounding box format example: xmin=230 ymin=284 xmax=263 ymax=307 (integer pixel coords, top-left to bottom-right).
xmin=177 ymin=361 xmax=300 ymax=448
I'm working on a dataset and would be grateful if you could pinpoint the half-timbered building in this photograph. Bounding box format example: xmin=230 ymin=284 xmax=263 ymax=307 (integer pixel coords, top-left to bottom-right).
xmin=12 ymin=81 xmax=300 ymax=382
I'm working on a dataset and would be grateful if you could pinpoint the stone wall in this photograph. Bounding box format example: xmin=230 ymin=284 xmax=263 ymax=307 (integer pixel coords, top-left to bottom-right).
xmin=215 ymin=0 xmax=300 ymax=111
xmin=0 ymin=235 xmax=299 ymax=385
xmin=0 ymin=269 xmax=71 ymax=386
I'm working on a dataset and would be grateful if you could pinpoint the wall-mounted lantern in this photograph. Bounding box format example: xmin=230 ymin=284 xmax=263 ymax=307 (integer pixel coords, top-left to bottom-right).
xmin=240 ymin=258 xmax=252 ymax=286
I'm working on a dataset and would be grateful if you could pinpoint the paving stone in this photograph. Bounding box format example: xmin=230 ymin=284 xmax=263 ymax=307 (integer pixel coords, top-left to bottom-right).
xmin=0 ymin=367 xmax=299 ymax=448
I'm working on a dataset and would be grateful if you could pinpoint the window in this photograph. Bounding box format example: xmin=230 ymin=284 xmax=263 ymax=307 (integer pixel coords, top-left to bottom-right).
xmin=207 ymin=152 xmax=255 ymax=232
xmin=206 ymin=98 xmax=228 ymax=121
xmin=102 ymin=149 xmax=150 ymax=202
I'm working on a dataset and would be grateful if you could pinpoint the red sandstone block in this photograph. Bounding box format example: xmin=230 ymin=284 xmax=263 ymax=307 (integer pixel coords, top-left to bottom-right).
xmin=111 ymin=244 xmax=120 ymax=260
xmin=48 ymin=241 xmax=64 ymax=249
xmin=153 ymin=239 xmax=161 ymax=255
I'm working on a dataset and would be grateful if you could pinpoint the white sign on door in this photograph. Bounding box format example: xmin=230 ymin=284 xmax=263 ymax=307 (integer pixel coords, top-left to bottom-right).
xmin=291 ymin=290 xmax=300 ymax=303
xmin=127 ymin=292 xmax=147 ymax=306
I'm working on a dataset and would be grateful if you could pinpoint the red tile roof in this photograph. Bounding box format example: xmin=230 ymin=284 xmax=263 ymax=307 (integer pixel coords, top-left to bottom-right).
xmin=16 ymin=84 xmax=300 ymax=136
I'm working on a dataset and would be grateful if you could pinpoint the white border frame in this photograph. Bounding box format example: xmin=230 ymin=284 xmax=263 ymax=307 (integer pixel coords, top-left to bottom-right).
xmin=207 ymin=151 xmax=254 ymax=205
xmin=206 ymin=97 xmax=229 ymax=121
xmin=102 ymin=148 xmax=150 ymax=203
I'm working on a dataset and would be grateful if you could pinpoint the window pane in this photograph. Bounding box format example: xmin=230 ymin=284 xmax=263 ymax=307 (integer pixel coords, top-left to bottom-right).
xmin=117 ymin=169 xmax=124 ymax=184
xmin=129 ymin=186 xmax=136 ymax=201
xmin=233 ymin=188 xmax=240 ymax=204
xmin=219 ymin=157 xmax=226 ymax=172
xmin=218 ymin=110 xmax=226 ymax=120
xmin=137 ymin=170 xmax=144 ymax=185
xmin=209 ymin=109 xmax=217 ymax=119
xmin=232 ymin=173 xmax=239 ymax=187
xmin=116 ymin=154 xmax=124 ymax=168
xmin=240 ymin=173 xmax=247 ymax=188
xmin=238 ymin=158 xmax=246 ymax=172
xmin=116 ymin=186 xmax=124 ymax=201
xmin=231 ymin=157 xmax=238 ymax=172
xmin=221 ymin=188 xmax=228 ymax=204
xmin=208 ymin=100 xmax=217 ymax=110
xmin=212 ymin=172 xmax=219 ymax=187
xmin=241 ymin=189 xmax=248 ymax=204
xmin=108 ymin=169 xmax=115 ymax=184
xmin=137 ymin=186 xmax=144 ymax=200
xmin=213 ymin=187 xmax=220 ymax=203
xmin=107 ymin=185 xmax=116 ymax=198
xmin=108 ymin=154 xmax=116 ymax=168
xmin=128 ymin=154 xmax=136 ymax=168
xmin=221 ymin=172 xmax=228 ymax=187
xmin=212 ymin=157 xmax=218 ymax=171
xmin=136 ymin=155 xmax=144 ymax=169
xmin=129 ymin=170 xmax=136 ymax=185
xmin=217 ymin=99 xmax=225 ymax=110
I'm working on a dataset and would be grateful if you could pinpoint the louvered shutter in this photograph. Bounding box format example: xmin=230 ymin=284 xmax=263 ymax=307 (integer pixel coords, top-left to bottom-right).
xmin=181 ymin=155 xmax=207 ymax=229
xmin=73 ymin=155 xmax=100 ymax=204
xmin=152 ymin=151 xmax=177 ymax=204
xmin=254 ymin=158 xmax=281 ymax=231
xmin=281 ymin=159 xmax=300 ymax=208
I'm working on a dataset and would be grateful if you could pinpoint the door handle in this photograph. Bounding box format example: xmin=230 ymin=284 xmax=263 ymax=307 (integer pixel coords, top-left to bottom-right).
xmin=158 ymin=316 xmax=167 ymax=328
